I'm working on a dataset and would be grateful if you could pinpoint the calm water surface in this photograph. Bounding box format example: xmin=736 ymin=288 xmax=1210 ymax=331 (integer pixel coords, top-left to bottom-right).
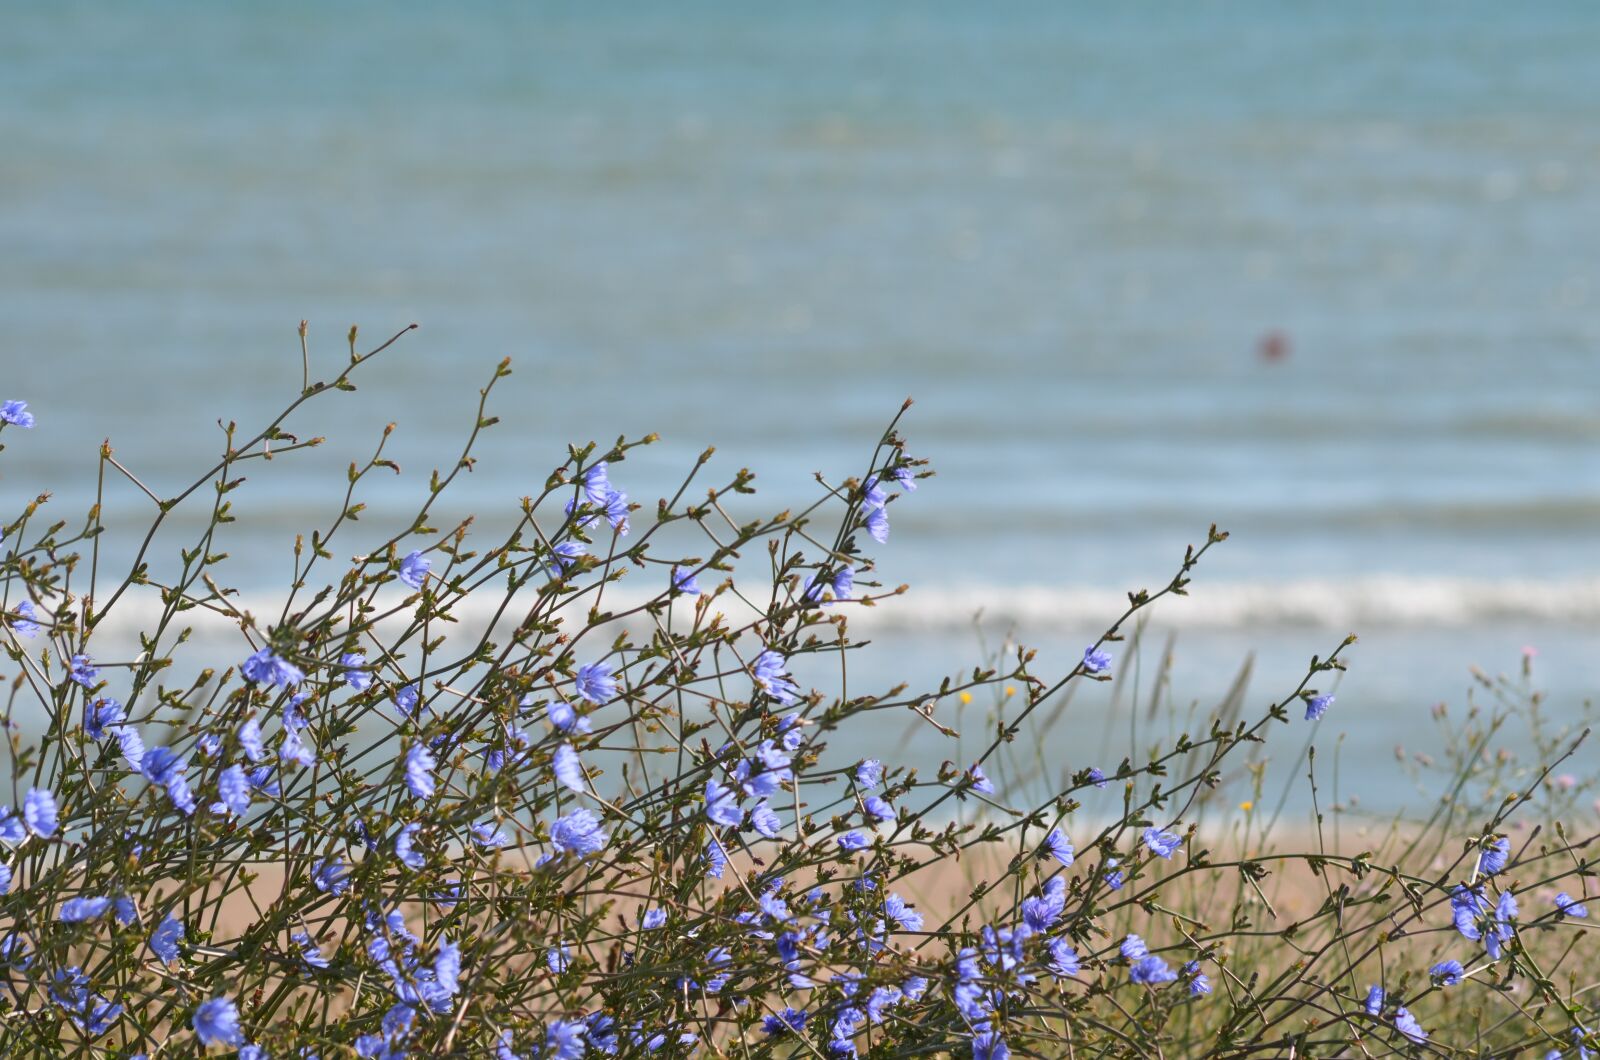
xmin=2 ymin=2 xmax=1598 ymax=808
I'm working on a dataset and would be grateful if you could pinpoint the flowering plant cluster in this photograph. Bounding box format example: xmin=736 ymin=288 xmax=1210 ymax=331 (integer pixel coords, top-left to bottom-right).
xmin=1 ymin=326 xmax=1597 ymax=1057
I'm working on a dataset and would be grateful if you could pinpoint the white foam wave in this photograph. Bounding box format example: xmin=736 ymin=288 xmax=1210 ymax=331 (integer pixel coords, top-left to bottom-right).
xmin=859 ymin=577 xmax=1600 ymax=631
xmin=61 ymin=575 xmax=1600 ymax=648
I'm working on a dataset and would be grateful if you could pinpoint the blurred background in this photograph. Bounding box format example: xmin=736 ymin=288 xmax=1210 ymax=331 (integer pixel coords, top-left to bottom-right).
xmin=3 ymin=2 xmax=1597 ymax=809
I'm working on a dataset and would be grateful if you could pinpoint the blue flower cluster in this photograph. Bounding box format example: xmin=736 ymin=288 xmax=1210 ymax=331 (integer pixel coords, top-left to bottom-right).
xmin=1 ymin=384 xmax=1593 ymax=1058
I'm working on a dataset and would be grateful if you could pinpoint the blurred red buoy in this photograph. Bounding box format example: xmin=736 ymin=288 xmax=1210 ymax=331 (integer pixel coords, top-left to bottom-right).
xmin=1258 ymin=330 xmax=1290 ymax=362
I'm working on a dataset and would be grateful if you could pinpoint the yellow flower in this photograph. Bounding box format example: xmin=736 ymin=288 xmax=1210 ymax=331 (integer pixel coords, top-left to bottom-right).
xmin=959 ymin=691 xmax=973 ymax=705
xmin=1004 ymin=686 xmax=1015 ymax=697
xmin=1239 ymin=801 xmax=1254 ymax=812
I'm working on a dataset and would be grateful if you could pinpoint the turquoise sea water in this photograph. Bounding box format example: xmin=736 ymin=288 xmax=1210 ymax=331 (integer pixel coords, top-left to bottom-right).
xmin=2 ymin=3 xmax=1598 ymax=808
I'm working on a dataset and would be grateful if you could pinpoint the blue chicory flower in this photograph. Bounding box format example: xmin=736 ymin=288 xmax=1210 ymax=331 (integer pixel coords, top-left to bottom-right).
xmin=311 ymin=858 xmax=349 ymax=896
xmin=394 ymin=683 xmax=420 ymax=717
xmin=763 ymin=1007 xmax=808 ymax=1035
xmin=1021 ymin=879 xmax=1065 ymax=931
xmin=292 ymin=930 xmax=330 ymax=969
xmin=1477 ymin=836 xmax=1511 ymax=877
xmin=544 ymin=1018 xmax=587 ymax=1060
xmin=281 ymin=725 xmax=315 ymax=768
xmin=150 ymin=914 xmax=184 ymax=965
xmin=704 ymin=779 xmax=742 ymax=827
xmin=1143 ymin=827 xmax=1183 ymax=859
xmin=341 ymin=652 xmax=372 ymax=691
xmin=671 ymin=565 xmax=701 ymax=595
xmin=1554 ymin=892 xmax=1590 ymax=918
xmin=1047 ymin=937 xmax=1081 ymax=978
xmin=542 ymin=698 xmax=592 ymax=734
xmin=1183 ymin=960 xmax=1212 ymax=996
xmin=69 ymin=654 xmax=101 ymax=689
xmin=546 ymin=540 xmax=587 ymax=577
xmin=574 ymin=661 xmax=617 ymax=704
xmin=398 ymin=550 xmax=431 ymax=590
xmin=193 ymin=997 xmax=244 ymax=1047
xmin=855 ymin=759 xmax=883 ymax=788
xmin=581 ymin=462 xmax=611 ymax=505
xmin=0 ymin=400 xmax=36 ymax=428
xmin=549 ymin=808 xmax=608 ymax=858
xmin=215 ymin=765 xmax=252 ymax=818
xmin=563 ymin=493 xmax=598 ymax=529
xmin=472 ymin=822 xmax=509 ymax=849
xmin=1451 ymin=885 xmax=1489 ymax=941
xmin=751 ymin=650 xmax=800 ymax=706
xmin=882 ymin=892 xmax=923 ymax=933
xmin=396 ymin=823 xmax=425 ymax=870
xmin=50 ymin=966 xmax=122 ymax=1036
xmin=23 ymin=787 xmax=57 ymax=838
xmin=553 ymin=743 xmax=585 ymax=792
xmin=9 ymin=600 xmax=39 ymax=638
xmin=240 ymin=648 xmax=304 ymax=689
xmin=1485 ymin=890 xmax=1518 ymax=959
xmin=863 ymin=504 xmax=890 ymax=544
xmin=1043 ymin=828 xmax=1075 ymax=866
xmin=154 ymin=770 xmax=194 ymax=815
xmin=1394 ymin=1006 xmax=1428 ymax=1043
xmin=602 ymin=489 xmax=630 ymax=534
xmin=864 ymin=986 xmax=901 ymax=1023
xmin=704 ymin=836 xmax=727 ymax=878
xmin=117 ymin=727 xmax=145 ymax=771
xmin=404 ymin=743 xmax=437 ymax=799
xmin=59 ymin=896 xmax=113 ymax=923
xmin=435 ymin=938 xmax=462 ymax=993
xmin=238 ymin=718 xmax=268 ymax=762
xmin=1364 ymin=984 xmax=1384 ymax=1016
xmin=750 ymin=801 xmax=782 ymax=838
xmin=1130 ymin=955 xmax=1177 ymax=984
xmin=85 ymin=697 xmax=125 ymax=740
